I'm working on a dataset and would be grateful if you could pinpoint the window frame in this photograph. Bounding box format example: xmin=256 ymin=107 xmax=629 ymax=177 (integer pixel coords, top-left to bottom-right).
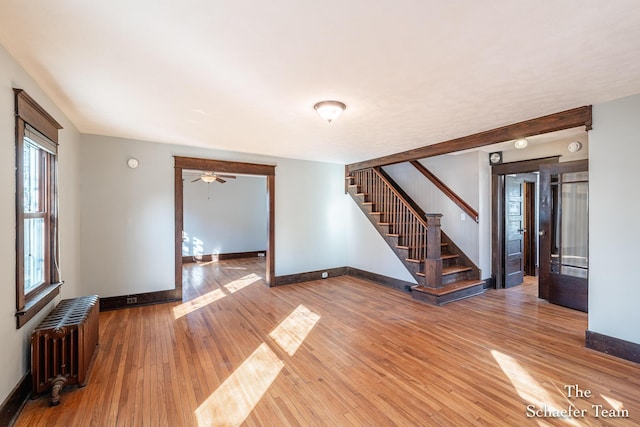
xmin=14 ymin=89 xmax=63 ymax=329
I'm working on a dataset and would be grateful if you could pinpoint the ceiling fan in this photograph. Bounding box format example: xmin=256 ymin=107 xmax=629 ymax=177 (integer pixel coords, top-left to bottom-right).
xmin=190 ymin=172 xmax=237 ymax=184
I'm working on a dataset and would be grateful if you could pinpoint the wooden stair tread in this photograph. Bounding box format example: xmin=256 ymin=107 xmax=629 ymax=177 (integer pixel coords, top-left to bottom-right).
xmin=416 ymin=265 xmax=472 ymax=278
xmin=411 ymin=280 xmax=484 ymax=296
xmin=386 ymin=233 xmax=401 ymax=237
xmin=442 ymin=265 xmax=472 ymax=275
xmin=397 ymin=244 xmax=425 ymax=249
xmin=407 ymin=255 xmax=456 ymax=263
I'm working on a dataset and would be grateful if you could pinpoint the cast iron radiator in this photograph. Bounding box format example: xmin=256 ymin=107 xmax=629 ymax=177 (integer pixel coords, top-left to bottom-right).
xmin=31 ymin=295 xmax=99 ymax=405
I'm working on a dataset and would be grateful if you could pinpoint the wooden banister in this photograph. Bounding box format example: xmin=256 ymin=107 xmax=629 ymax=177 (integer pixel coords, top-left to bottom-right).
xmin=372 ymin=167 xmax=429 ymax=228
xmin=410 ymin=161 xmax=479 ymax=223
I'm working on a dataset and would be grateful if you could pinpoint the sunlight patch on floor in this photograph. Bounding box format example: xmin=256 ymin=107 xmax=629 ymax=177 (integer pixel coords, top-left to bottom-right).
xmin=601 ymin=394 xmax=625 ymax=412
xmin=491 ymin=350 xmax=580 ymax=426
xmin=224 ymin=273 xmax=261 ymax=293
xmin=269 ymin=304 xmax=320 ymax=356
xmin=195 ymin=343 xmax=284 ymax=427
xmin=173 ymin=288 xmax=226 ymax=319
xmin=193 ymin=260 xmax=217 ymax=266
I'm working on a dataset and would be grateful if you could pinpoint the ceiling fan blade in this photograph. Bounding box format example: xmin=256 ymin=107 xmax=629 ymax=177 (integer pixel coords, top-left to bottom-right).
xmin=215 ymin=177 xmax=227 ymax=183
xmin=191 ymin=178 xmax=201 ymax=183
xmin=217 ymin=174 xmax=236 ymax=179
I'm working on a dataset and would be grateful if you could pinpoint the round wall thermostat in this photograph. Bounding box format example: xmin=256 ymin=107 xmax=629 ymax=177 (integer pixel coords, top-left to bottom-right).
xmin=127 ymin=158 xmax=139 ymax=169
xmin=567 ymin=142 xmax=582 ymax=153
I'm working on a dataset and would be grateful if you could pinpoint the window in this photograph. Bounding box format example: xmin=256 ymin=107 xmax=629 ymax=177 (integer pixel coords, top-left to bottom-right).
xmin=14 ymin=89 xmax=63 ymax=328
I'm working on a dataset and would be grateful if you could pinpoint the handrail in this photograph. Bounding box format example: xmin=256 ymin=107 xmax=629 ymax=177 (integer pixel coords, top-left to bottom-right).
xmin=372 ymin=167 xmax=429 ymax=228
xmin=409 ymin=161 xmax=479 ymax=223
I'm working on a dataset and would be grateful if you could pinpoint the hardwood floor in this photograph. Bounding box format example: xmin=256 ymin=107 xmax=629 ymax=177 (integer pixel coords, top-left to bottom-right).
xmin=16 ymin=259 xmax=640 ymax=426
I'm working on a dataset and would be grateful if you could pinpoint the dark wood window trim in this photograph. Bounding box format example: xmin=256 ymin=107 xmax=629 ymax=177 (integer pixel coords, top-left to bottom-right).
xmin=174 ymin=156 xmax=276 ymax=300
xmin=14 ymin=89 xmax=63 ymax=329
xmin=347 ymin=106 xmax=592 ymax=172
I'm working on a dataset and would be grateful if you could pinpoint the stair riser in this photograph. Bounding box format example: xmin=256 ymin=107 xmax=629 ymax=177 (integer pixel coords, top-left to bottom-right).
xmin=442 ymin=270 xmax=476 ymax=285
xmin=375 ymin=223 xmax=391 ymax=235
xmin=410 ymin=284 xmax=485 ymax=306
xmin=395 ymin=248 xmax=409 ymax=259
xmin=435 ymin=285 xmax=485 ymax=305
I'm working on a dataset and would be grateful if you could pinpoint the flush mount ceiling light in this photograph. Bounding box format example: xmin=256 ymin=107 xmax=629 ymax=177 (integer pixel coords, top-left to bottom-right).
xmin=314 ymin=100 xmax=346 ymax=123
xmin=514 ymin=138 xmax=528 ymax=149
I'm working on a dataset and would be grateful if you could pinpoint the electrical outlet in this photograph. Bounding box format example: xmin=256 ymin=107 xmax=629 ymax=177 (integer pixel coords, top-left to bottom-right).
xmin=460 ymin=213 xmax=466 ymax=221
xmin=321 ymin=272 xmax=328 ymax=279
xmin=126 ymin=297 xmax=137 ymax=304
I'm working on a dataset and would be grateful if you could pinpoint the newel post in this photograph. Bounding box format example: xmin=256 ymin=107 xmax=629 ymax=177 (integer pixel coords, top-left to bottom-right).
xmin=424 ymin=214 xmax=443 ymax=288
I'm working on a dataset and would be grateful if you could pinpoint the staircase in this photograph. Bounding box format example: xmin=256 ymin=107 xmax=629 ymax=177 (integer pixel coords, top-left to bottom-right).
xmin=347 ymin=167 xmax=485 ymax=305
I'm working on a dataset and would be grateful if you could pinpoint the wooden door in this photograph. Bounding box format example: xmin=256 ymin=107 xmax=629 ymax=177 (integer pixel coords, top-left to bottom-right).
xmin=539 ymin=160 xmax=589 ymax=312
xmin=504 ymin=175 xmax=525 ymax=287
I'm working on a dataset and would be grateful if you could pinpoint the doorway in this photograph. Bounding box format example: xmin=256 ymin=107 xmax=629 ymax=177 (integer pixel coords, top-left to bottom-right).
xmin=173 ymin=156 xmax=276 ymax=301
xmin=492 ymin=156 xmax=559 ymax=290
xmin=503 ymin=173 xmax=538 ymax=287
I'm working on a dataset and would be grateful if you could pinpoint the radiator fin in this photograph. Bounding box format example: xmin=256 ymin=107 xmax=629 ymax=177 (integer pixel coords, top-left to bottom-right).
xmin=31 ymin=295 xmax=99 ymax=405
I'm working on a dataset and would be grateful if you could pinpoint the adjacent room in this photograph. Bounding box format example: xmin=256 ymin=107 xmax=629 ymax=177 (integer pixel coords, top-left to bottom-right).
xmin=1 ymin=1 xmax=640 ymax=425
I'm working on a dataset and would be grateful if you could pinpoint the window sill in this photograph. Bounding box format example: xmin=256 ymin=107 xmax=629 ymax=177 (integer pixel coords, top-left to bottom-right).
xmin=16 ymin=282 xmax=62 ymax=329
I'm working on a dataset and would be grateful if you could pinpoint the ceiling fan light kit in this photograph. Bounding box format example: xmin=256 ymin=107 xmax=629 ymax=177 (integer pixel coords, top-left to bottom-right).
xmin=190 ymin=172 xmax=237 ymax=184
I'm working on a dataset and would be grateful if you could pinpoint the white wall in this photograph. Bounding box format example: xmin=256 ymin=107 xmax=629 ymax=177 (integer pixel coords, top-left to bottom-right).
xmin=477 ymin=153 xmax=492 ymax=278
xmin=345 ymin=200 xmax=417 ymax=283
xmin=182 ymin=175 xmax=267 ymax=257
xmin=79 ymin=135 xmax=348 ymax=296
xmin=0 ymin=45 xmax=82 ymax=407
xmin=273 ymin=158 xmax=347 ymax=275
xmin=589 ymin=93 xmax=640 ymax=345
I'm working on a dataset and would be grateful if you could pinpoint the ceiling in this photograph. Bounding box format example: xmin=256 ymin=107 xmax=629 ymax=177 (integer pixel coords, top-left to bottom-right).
xmin=1 ymin=1 xmax=640 ymax=165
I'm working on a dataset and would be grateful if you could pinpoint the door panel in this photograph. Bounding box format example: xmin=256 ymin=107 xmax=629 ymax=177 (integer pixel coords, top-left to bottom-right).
xmin=539 ymin=160 xmax=588 ymax=312
xmin=504 ymin=176 xmax=524 ymax=287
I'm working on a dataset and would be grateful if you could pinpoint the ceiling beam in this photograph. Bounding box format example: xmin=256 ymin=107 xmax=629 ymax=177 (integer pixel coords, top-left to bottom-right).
xmin=346 ymin=105 xmax=592 ymax=172
xmin=174 ymin=156 xmax=275 ymax=176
